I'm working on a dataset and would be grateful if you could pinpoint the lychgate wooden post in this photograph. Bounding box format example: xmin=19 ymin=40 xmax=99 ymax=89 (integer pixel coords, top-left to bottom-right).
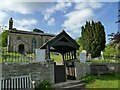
xmin=46 ymin=45 xmax=50 ymax=60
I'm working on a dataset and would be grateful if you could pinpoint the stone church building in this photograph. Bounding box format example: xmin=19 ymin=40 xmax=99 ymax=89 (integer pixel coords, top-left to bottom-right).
xmin=8 ymin=18 xmax=55 ymax=53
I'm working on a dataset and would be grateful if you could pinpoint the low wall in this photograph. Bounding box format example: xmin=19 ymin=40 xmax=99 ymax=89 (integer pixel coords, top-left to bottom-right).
xmin=106 ymin=63 xmax=120 ymax=72
xmin=90 ymin=63 xmax=120 ymax=73
xmin=75 ymin=62 xmax=91 ymax=79
xmin=75 ymin=62 xmax=120 ymax=79
xmin=2 ymin=62 xmax=54 ymax=85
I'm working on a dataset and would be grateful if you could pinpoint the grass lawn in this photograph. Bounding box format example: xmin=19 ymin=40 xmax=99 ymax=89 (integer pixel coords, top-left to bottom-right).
xmin=90 ymin=59 xmax=120 ymax=63
xmin=81 ymin=73 xmax=120 ymax=88
xmin=50 ymin=53 xmax=63 ymax=63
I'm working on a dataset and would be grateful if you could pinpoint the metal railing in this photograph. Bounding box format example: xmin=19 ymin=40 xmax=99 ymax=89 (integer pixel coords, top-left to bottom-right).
xmin=1 ymin=49 xmax=36 ymax=63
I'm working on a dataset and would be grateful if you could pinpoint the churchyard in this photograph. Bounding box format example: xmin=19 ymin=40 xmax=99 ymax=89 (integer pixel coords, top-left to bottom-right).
xmin=0 ymin=46 xmax=120 ymax=89
xmin=0 ymin=30 xmax=120 ymax=89
xmin=0 ymin=9 xmax=120 ymax=90
xmin=0 ymin=29 xmax=120 ymax=90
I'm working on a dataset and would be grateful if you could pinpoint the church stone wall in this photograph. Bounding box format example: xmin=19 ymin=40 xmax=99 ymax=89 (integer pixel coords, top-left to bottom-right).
xmin=8 ymin=32 xmax=54 ymax=52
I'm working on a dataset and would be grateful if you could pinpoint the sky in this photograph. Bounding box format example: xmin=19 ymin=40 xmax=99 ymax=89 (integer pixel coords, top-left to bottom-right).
xmin=0 ymin=0 xmax=119 ymax=43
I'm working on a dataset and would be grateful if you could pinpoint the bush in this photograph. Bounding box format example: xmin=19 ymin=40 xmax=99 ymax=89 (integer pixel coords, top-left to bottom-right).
xmin=81 ymin=75 xmax=95 ymax=83
xmin=35 ymin=80 xmax=53 ymax=90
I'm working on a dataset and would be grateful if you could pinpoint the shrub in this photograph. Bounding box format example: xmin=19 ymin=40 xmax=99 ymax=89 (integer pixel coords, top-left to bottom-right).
xmin=81 ymin=75 xmax=95 ymax=83
xmin=35 ymin=80 xmax=53 ymax=90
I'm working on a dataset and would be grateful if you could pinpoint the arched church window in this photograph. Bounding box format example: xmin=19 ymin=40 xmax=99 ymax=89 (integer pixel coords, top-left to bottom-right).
xmin=32 ymin=38 xmax=37 ymax=50
xmin=17 ymin=36 xmax=21 ymax=40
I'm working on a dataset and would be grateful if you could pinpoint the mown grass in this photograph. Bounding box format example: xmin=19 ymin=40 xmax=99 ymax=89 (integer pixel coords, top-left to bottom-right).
xmin=90 ymin=59 xmax=120 ymax=63
xmin=81 ymin=73 xmax=120 ymax=88
xmin=50 ymin=53 xmax=63 ymax=63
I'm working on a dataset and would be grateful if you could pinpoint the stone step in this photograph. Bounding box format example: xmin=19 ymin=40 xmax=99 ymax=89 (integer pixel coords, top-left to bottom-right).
xmin=63 ymin=83 xmax=85 ymax=89
xmin=53 ymin=80 xmax=83 ymax=87
xmin=53 ymin=80 xmax=85 ymax=89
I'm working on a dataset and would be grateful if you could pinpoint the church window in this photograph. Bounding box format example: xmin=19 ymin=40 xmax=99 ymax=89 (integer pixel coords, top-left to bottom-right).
xmin=17 ymin=36 xmax=21 ymax=40
xmin=32 ymin=38 xmax=37 ymax=49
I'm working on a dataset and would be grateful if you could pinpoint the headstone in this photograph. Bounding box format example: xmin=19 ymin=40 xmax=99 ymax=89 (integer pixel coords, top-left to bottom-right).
xmin=101 ymin=51 xmax=104 ymax=60
xmin=36 ymin=49 xmax=45 ymax=63
xmin=80 ymin=50 xmax=86 ymax=63
xmin=113 ymin=55 xmax=116 ymax=59
xmin=87 ymin=54 xmax=91 ymax=61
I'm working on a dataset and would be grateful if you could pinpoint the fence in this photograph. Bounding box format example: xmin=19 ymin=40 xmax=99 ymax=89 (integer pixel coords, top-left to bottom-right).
xmin=1 ymin=49 xmax=36 ymax=63
xmin=1 ymin=75 xmax=32 ymax=90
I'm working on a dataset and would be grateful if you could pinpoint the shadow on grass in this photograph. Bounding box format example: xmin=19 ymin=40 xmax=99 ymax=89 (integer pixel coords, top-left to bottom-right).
xmin=81 ymin=73 xmax=120 ymax=88
xmin=81 ymin=73 xmax=120 ymax=83
xmin=95 ymin=73 xmax=120 ymax=81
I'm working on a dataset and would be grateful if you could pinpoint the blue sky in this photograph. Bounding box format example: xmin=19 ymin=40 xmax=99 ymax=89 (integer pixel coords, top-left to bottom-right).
xmin=0 ymin=1 xmax=118 ymax=43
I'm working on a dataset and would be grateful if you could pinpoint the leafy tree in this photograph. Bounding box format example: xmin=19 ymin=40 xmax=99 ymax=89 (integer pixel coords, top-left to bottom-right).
xmin=103 ymin=44 xmax=118 ymax=57
xmin=1 ymin=30 xmax=8 ymax=47
xmin=108 ymin=32 xmax=120 ymax=58
xmin=77 ymin=37 xmax=83 ymax=52
xmin=33 ymin=28 xmax=44 ymax=33
xmin=108 ymin=32 xmax=120 ymax=43
xmin=80 ymin=21 xmax=106 ymax=58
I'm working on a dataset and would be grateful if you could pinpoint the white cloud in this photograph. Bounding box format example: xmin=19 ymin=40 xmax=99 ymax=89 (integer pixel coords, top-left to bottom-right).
xmin=75 ymin=2 xmax=103 ymax=10
xmin=0 ymin=2 xmax=54 ymax=14
xmin=89 ymin=2 xmax=104 ymax=9
xmin=43 ymin=2 xmax=72 ymax=25
xmin=62 ymin=2 xmax=104 ymax=37
xmin=75 ymin=2 xmax=88 ymax=10
xmin=14 ymin=19 xmax=37 ymax=30
xmin=48 ymin=18 xmax=55 ymax=26
xmin=63 ymin=8 xmax=94 ymax=33
xmin=0 ymin=11 xmax=8 ymax=22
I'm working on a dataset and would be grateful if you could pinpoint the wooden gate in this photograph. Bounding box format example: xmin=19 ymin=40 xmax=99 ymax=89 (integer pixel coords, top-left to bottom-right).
xmin=66 ymin=61 xmax=76 ymax=80
xmin=54 ymin=62 xmax=66 ymax=83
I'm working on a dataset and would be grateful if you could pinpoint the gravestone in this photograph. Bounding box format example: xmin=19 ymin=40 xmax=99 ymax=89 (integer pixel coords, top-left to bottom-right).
xmin=87 ymin=53 xmax=91 ymax=61
xmin=36 ymin=49 xmax=45 ymax=63
xmin=101 ymin=51 xmax=104 ymax=60
xmin=80 ymin=50 xmax=86 ymax=63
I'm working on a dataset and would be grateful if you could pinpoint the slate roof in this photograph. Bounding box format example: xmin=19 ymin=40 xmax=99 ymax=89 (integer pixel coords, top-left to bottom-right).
xmin=40 ymin=30 xmax=80 ymax=53
xmin=9 ymin=30 xmax=55 ymax=37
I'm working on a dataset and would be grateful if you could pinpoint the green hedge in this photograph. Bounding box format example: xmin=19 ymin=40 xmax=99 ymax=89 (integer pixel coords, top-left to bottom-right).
xmin=35 ymin=80 xmax=54 ymax=90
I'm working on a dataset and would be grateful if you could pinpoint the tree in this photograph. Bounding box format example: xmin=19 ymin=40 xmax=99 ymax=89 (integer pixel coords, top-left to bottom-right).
xmin=77 ymin=37 xmax=83 ymax=52
xmin=108 ymin=31 xmax=120 ymax=58
xmin=103 ymin=44 xmax=118 ymax=57
xmin=80 ymin=21 xmax=106 ymax=58
xmin=33 ymin=28 xmax=44 ymax=33
xmin=1 ymin=30 xmax=8 ymax=47
xmin=108 ymin=32 xmax=120 ymax=44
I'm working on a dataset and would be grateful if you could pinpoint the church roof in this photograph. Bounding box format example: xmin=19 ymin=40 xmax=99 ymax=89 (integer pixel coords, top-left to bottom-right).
xmin=9 ymin=30 xmax=55 ymax=36
xmin=40 ymin=30 xmax=80 ymax=53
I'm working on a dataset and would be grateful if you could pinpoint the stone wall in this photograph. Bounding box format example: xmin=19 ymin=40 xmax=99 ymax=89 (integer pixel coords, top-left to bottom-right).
xmin=2 ymin=62 xmax=54 ymax=85
xmin=106 ymin=63 xmax=120 ymax=72
xmin=75 ymin=62 xmax=91 ymax=79
xmin=90 ymin=63 xmax=120 ymax=73
xmin=75 ymin=62 xmax=120 ymax=79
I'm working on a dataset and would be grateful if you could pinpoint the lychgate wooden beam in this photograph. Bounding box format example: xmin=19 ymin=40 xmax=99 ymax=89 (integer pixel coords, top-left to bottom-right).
xmin=46 ymin=45 xmax=50 ymax=59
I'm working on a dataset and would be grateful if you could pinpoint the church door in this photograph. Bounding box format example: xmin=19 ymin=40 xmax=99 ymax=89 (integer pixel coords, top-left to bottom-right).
xmin=19 ymin=44 xmax=24 ymax=53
